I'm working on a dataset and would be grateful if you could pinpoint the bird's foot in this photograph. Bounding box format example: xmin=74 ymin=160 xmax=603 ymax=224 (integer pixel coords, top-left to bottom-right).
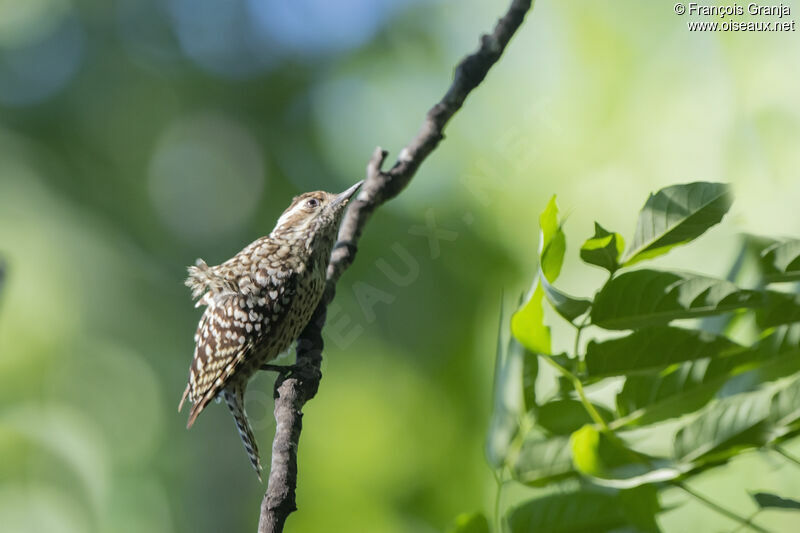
xmin=261 ymin=363 xmax=302 ymax=398
xmin=260 ymin=363 xmax=301 ymax=376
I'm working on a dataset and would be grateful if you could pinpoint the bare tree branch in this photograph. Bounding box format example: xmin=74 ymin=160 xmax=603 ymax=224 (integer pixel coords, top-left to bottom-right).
xmin=258 ymin=1 xmax=533 ymax=531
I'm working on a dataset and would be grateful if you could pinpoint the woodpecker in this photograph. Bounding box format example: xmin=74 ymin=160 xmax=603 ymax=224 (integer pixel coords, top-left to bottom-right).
xmin=179 ymin=181 xmax=362 ymax=480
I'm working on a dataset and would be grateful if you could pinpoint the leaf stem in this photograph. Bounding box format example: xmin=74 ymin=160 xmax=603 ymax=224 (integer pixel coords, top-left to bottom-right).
xmin=540 ymin=356 xmax=609 ymax=431
xmin=730 ymin=511 xmax=763 ymax=533
xmin=574 ymin=325 xmax=583 ymax=357
xmin=492 ymin=469 xmax=504 ymax=533
xmin=572 ymin=378 xmax=609 ymax=431
xmin=674 ymin=481 xmax=770 ymax=533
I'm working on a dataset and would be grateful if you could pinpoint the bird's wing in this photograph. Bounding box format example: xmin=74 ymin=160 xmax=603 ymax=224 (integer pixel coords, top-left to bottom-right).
xmin=180 ymin=239 xmax=301 ymax=428
xmin=185 ymin=259 xmax=236 ymax=301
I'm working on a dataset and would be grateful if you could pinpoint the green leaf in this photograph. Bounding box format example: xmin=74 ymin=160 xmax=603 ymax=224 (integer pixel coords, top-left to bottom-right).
xmin=537 ymin=399 xmax=613 ymax=436
xmin=507 ymin=488 xmax=661 ymax=533
xmin=571 ymin=425 xmax=630 ymax=477
xmin=619 ymin=486 xmax=663 ymax=533
xmin=760 ymin=239 xmax=800 ymax=283
xmin=769 ymin=373 xmax=800 ymax=429
xmin=673 ymin=386 xmax=774 ymax=462
xmin=581 ymin=222 xmax=625 ymax=273
xmin=656 ymin=372 xmax=800 ymax=467
xmin=591 ymin=270 xmax=762 ymax=330
xmin=751 ymin=492 xmax=800 ymax=511
xmin=511 ymin=283 xmax=551 ymax=354
xmin=510 ymin=432 xmax=575 ymax=486
xmin=507 ymin=491 xmax=624 ymax=533
xmin=540 ymin=274 xmax=591 ymax=323
xmin=617 ymin=362 xmax=720 ymax=423
xmin=697 ymin=238 xmax=751 ymax=335
xmin=624 ymin=182 xmax=732 ymax=266
xmin=571 ymin=425 xmax=686 ymax=489
xmin=755 ymin=324 xmax=800 ymax=358
xmin=510 ymin=197 xmax=570 ymax=354
xmin=585 ymin=327 xmax=740 ymax=377
xmin=764 ymin=372 xmax=800 ymax=444
xmin=539 ymin=195 xmax=566 ymax=282
xmin=617 ymin=325 xmax=800 ymax=425
xmin=508 ymin=492 xmax=622 ymax=533
xmin=522 ymin=350 xmax=538 ymax=412
xmin=447 ymin=512 xmax=490 ymax=533
xmin=486 ymin=305 xmax=523 ymax=468
xmin=756 ymin=291 xmax=800 ymax=328
xmin=538 ymin=197 xmax=589 ymax=323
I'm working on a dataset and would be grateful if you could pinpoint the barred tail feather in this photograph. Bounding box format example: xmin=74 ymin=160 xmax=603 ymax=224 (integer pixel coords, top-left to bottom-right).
xmin=223 ymin=386 xmax=263 ymax=482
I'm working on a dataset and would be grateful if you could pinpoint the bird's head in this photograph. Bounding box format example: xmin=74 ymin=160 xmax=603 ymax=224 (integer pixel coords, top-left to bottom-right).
xmin=272 ymin=181 xmax=363 ymax=242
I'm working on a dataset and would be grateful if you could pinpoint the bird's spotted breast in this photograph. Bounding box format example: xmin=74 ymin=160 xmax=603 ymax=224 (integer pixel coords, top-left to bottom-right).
xmin=186 ymin=248 xmax=327 ymax=405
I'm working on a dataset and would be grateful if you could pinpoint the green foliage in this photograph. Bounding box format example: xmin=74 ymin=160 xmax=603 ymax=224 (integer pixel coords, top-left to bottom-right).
xmin=623 ymin=182 xmax=732 ymax=266
xmin=751 ymin=492 xmax=800 ymax=511
xmin=570 ymin=425 xmax=687 ymax=489
xmin=538 ymin=196 xmax=566 ymax=282
xmin=591 ymin=270 xmax=762 ymax=330
xmin=540 ymin=275 xmax=592 ymax=323
xmin=511 ymin=432 xmax=575 ymax=486
xmin=447 ymin=512 xmax=491 ymax=533
xmin=511 ymin=284 xmax=551 ymax=354
xmin=581 ymin=222 xmax=625 ymax=273
xmin=486 ymin=306 xmax=525 ymax=469
xmin=511 ymin=195 xmax=573 ymax=352
xmin=757 ymin=291 xmax=800 ymax=328
xmin=484 ymin=182 xmax=800 ymax=532
xmin=585 ymin=327 xmax=740 ymax=377
xmin=759 ymin=239 xmax=800 ymax=283
xmin=672 ymin=384 xmax=774 ymax=462
xmin=507 ymin=486 xmax=660 ymax=533
xmin=616 ymin=325 xmax=800 ymax=425
xmin=536 ymin=399 xmax=612 ymax=436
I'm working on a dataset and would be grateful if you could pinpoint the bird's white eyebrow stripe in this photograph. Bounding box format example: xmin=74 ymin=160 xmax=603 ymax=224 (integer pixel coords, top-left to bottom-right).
xmin=275 ymin=202 xmax=306 ymax=229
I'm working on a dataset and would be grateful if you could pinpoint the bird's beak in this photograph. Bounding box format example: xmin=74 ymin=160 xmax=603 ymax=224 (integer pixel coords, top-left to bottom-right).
xmin=330 ymin=180 xmax=364 ymax=208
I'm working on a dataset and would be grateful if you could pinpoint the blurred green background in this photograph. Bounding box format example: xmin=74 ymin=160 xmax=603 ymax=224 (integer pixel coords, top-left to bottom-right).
xmin=1 ymin=0 xmax=799 ymax=531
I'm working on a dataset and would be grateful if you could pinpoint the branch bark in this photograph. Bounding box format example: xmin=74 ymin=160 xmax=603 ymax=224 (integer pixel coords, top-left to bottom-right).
xmin=258 ymin=1 xmax=533 ymax=531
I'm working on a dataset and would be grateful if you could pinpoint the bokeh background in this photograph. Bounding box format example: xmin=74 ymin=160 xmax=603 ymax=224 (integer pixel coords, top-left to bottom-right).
xmin=1 ymin=0 xmax=799 ymax=531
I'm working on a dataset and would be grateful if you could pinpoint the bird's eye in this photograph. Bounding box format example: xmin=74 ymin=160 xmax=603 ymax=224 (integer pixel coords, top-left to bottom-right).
xmin=306 ymin=198 xmax=320 ymax=208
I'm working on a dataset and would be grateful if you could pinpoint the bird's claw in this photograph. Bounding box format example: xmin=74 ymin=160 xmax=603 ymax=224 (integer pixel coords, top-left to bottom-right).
xmin=260 ymin=363 xmax=301 ymax=377
xmin=261 ymin=363 xmax=303 ymax=398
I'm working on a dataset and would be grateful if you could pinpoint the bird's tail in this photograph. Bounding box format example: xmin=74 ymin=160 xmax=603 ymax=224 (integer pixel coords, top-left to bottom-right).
xmin=223 ymin=386 xmax=263 ymax=482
